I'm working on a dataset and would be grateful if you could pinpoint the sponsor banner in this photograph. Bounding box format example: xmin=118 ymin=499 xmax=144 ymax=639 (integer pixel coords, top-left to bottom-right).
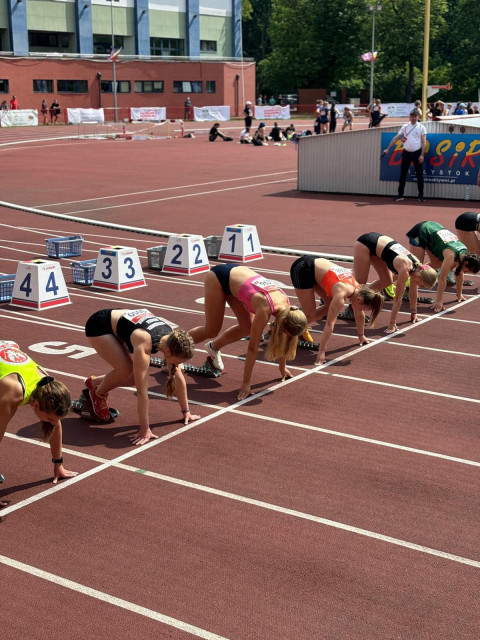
xmin=0 ymin=110 xmax=38 ymax=127
xmin=130 ymin=107 xmax=166 ymax=121
xmin=382 ymin=103 xmax=415 ymax=117
xmin=380 ymin=133 xmax=480 ymax=185
xmin=254 ymin=105 xmax=290 ymax=120
xmin=193 ymin=105 xmax=230 ymax=121
xmin=67 ymin=108 xmax=105 ymax=124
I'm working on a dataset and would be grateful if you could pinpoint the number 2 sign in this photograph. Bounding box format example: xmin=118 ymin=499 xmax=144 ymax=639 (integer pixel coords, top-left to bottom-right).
xmin=162 ymin=234 xmax=210 ymax=275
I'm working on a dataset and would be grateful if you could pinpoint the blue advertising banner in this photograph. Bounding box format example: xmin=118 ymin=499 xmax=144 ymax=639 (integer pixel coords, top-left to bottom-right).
xmin=380 ymin=133 xmax=480 ymax=185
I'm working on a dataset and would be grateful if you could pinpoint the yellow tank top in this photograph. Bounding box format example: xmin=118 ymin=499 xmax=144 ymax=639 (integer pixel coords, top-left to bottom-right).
xmin=0 ymin=343 xmax=42 ymax=405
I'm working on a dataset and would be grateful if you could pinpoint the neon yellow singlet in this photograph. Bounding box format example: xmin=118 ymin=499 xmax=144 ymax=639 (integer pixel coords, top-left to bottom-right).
xmin=0 ymin=344 xmax=42 ymax=405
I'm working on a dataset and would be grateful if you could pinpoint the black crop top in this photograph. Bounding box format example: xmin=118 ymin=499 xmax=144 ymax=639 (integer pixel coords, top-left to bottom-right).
xmin=116 ymin=309 xmax=172 ymax=354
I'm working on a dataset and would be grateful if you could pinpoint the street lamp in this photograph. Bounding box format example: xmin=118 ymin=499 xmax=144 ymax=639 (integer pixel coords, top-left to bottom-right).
xmin=106 ymin=0 xmax=119 ymax=122
xmin=368 ymin=4 xmax=382 ymax=104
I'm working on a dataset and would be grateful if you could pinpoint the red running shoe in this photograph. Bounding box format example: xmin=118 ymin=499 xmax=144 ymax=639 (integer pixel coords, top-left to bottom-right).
xmin=84 ymin=376 xmax=110 ymax=422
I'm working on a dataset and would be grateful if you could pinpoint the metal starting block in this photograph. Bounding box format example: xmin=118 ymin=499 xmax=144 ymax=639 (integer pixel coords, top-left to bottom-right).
xmin=402 ymin=289 xmax=434 ymax=304
xmin=150 ymin=356 xmax=223 ymax=378
xmin=297 ymin=339 xmax=319 ymax=351
xmin=71 ymin=389 xmax=119 ymax=422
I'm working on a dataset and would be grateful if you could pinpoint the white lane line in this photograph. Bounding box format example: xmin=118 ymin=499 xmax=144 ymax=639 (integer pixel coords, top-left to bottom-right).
xmin=62 ymin=179 xmax=296 ymax=215
xmin=38 ymin=170 xmax=297 ymax=207
xmin=0 ymin=555 xmax=230 ymax=640
xmin=390 ymin=342 xmax=480 ymax=358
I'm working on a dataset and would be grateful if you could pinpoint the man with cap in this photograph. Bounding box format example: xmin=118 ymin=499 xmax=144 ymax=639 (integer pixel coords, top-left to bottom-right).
xmin=244 ymin=100 xmax=253 ymax=133
xmin=383 ymin=108 xmax=427 ymax=202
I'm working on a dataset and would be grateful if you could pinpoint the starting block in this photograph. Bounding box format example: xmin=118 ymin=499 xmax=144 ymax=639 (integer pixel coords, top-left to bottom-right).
xmin=297 ymin=339 xmax=319 ymax=351
xmin=218 ymin=224 xmax=263 ymax=262
xmin=71 ymin=389 xmax=119 ymax=422
xmin=162 ymin=234 xmax=210 ymax=275
xmin=10 ymin=259 xmax=70 ymax=310
xmin=150 ymin=356 xmax=223 ymax=378
xmin=92 ymin=246 xmax=146 ymax=291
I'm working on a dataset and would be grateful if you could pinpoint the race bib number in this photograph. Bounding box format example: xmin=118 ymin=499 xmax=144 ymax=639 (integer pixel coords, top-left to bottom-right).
xmin=389 ymin=242 xmax=409 ymax=256
xmin=122 ymin=309 xmax=156 ymax=324
xmin=0 ymin=346 xmax=30 ymax=365
xmin=251 ymin=277 xmax=279 ymax=292
xmin=330 ymin=265 xmax=353 ymax=281
xmin=436 ymin=229 xmax=458 ymax=243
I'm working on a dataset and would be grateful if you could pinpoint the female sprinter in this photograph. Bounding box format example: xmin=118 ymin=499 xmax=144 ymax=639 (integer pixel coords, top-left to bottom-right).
xmin=455 ymin=212 xmax=480 ymax=254
xmin=406 ymin=221 xmax=480 ymax=312
xmin=188 ymin=265 xmax=307 ymax=400
xmin=84 ymin=309 xmax=199 ymax=446
xmin=354 ymin=232 xmax=437 ymax=332
xmin=290 ymin=257 xmax=384 ymax=365
xmin=0 ymin=340 xmax=76 ymax=507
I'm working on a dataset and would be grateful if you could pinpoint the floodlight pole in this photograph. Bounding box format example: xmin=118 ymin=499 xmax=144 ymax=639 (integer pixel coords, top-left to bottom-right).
xmin=368 ymin=4 xmax=382 ymax=104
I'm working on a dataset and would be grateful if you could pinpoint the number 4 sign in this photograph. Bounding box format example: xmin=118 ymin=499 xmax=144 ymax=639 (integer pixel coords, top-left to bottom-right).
xmin=218 ymin=224 xmax=263 ymax=262
xmin=10 ymin=259 xmax=71 ymax=310
xmin=162 ymin=234 xmax=210 ymax=275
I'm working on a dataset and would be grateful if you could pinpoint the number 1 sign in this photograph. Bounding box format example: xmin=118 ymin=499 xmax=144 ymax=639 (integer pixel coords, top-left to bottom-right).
xmin=10 ymin=259 xmax=71 ymax=310
xmin=162 ymin=235 xmax=210 ymax=275
xmin=92 ymin=246 xmax=146 ymax=291
xmin=218 ymin=224 xmax=263 ymax=262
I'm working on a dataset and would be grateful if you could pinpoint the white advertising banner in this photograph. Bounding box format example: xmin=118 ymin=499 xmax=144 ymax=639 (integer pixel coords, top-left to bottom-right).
xmin=67 ymin=108 xmax=105 ymax=124
xmin=254 ymin=105 xmax=290 ymax=120
xmin=193 ymin=105 xmax=230 ymax=121
xmin=382 ymin=103 xmax=415 ymax=117
xmin=0 ymin=110 xmax=38 ymax=127
xmin=130 ymin=107 xmax=166 ymax=121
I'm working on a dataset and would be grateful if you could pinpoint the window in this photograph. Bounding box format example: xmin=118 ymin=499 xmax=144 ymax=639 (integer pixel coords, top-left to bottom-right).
xmin=57 ymin=80 xmax=88 ymax=93
xmin=100 ymin=81 xmax=131 ymax=93
xmin=134 ymin=81 xmax=164 ymax=93
xmin=200 ymin=40 xmax=217 ymax=53
xmin=93 ymin=35 xmax=124 ymax=55
xmin=206 ymin=81 xmax=216 ymax=94
xmin=33 ymin=80 xmax=54 ymax=93
xmin=29 ymin=32 xmax=70 ymax=49
xmin=173 ymin=81 xmax=202 ymax=94
xmin=150 ymin=38 xmax=185 ymax=56
xmin=0 ymin=79 xmax=9 ymax=93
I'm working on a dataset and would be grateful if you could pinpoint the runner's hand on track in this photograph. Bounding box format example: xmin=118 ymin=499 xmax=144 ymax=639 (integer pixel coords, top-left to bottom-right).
xmin=315 ymin=351 xmax=326 ymax=365
xmin=457 ymin=294 xmax=466 ymax=303
xmin=130 ymin=429 xmax=159 ymax=446
xmin=183 ymin=411 xmax=201 ymax=425
xmin=431 ymin=302 xmax=445 ymax=312
xmin=410 ymin=313 xmax=419 ymax=324
xmin=237 ymin=384 xmax=252 ymax=401
xmin=279 ymin=366 xmax=293 ymax=382
xmin=53 ymin=465 xmax=78 ymax=484
xmin=385 ymin=324 xmax=398 ymax=334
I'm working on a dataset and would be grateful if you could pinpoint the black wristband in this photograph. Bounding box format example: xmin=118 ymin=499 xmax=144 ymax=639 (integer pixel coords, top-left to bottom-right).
xmin=181 ymin=409 xmax=190 ymax=415
xmin=52 ymin=457 xmax=64 ymax=464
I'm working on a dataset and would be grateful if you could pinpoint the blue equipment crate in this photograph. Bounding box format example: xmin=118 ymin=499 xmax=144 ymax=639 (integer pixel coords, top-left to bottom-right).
xmin=0 ymin=274 xmax=15 ymax=302
xmin=46 ymin=235 xmax=84 ymax=258
xmin=70 ymin=259 xmax=96 ymax=285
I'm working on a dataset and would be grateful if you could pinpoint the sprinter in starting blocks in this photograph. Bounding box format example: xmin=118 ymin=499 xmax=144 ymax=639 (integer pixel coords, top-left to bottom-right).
xmin=71 ymin=389 xmax=120 ymax=422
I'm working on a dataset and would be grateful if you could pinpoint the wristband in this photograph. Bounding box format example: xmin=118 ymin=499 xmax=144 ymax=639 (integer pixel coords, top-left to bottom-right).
xmin=181 ymin=409 xmax=190 ymax=415
xmin=52 ymin=457 xmax=64 ymax=464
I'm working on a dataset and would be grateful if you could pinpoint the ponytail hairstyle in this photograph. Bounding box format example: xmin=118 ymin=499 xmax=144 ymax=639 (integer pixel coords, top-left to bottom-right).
xmin=30 ymin=376 xmax=71 ymax=440
xmin=264 ymin=306 xmax=307 ymax=362
xmin=418 ymin=264 xmax=438 ymax=288
xmin=357 ymin=287 xmax=384 ymax=328
xmin=162 ymin=330 xmax=195 ymax=398
xmin=455 ymin=252 xmax=480 ymax=276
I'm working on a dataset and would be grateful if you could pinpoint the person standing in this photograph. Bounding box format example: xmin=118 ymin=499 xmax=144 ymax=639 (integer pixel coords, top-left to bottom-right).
xmin=10 ymin=95 xmax=18 ymax=110
xmin=243 ymin=100 xmax=253 ymax=133
xmin=184 ymin=97 xmax=192 ymax=120
xmin=383 ymin=108 xmax=427 ymax=202
xmin=329 ymin=102 xmax=339 ymax=133
xmin=41 ymin=99 xmax=49 ymax=125
xmin=50 ymin=98 xmax=60 ymax=124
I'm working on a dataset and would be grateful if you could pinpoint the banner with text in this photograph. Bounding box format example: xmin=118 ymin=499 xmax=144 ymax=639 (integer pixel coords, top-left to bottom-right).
xmin=130 ymin=107 xmax=166 ymax=121
xmin=380 ymin=133 xmax=480 ymax=185
xmin=67 ymin=108 xmax=105 ymax=124
xmin=193 ymin=106 xmax=230 ymax=121
xmin=0 ymin=110 xmax=38 ymax=127
xmin=254 ymin=105 xmax=291 ymax=120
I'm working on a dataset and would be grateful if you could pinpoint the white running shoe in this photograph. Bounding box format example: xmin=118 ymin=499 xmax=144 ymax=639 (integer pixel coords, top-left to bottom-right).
xmin=206 ymin=341 xmax=224 ymax=371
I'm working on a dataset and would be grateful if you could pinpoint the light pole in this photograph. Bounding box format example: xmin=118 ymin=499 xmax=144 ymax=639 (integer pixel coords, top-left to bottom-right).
xmin=368 ymin=4 xmax=382 ymax=104
xmin=107 ymin=0 xmax=119 ymax=122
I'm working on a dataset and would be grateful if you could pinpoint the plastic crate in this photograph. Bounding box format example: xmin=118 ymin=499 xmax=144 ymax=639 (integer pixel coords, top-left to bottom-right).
xmin=147 ymin=246 xmax=167 ymax=269
xmin=70 ymin=259 xmax=97 ymax=285
xmin=204 ymin=235 xmax=222 ymax=259
xmin=0 ymin=274 xmax=15 ymax=302
xmin=46 ymin=235 xmax=84 ymax=258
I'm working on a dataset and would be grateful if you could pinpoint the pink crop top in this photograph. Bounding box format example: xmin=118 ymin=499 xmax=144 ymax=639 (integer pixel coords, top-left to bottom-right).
xmin=237 ymin=275 xmax=289 ymax=314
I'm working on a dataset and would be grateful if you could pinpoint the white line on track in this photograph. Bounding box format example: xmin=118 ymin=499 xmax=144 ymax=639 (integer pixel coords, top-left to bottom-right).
xmin=0 ymin=554 xmax=230 ymax=640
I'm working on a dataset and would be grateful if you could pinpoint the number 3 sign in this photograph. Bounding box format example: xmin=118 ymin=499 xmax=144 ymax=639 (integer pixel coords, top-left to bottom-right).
xmin=92 ymin=246 xmax=146 ymax=291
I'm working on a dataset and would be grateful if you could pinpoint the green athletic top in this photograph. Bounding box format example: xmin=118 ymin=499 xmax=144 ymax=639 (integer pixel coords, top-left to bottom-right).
xmin=419 ymin=221 xmax=466 ymax=262
xmin=0 ymin=344 xmax=42 ymax=405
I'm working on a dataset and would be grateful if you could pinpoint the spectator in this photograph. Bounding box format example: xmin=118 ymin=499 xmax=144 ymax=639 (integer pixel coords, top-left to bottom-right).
xmin=10 ymin=95 xmax=18 ymax=110
xmin=208 ymin=122 xmax=232 ymax=142
xmin=329 ymin=102 xmax=340 ymax=133
xmin=454 ymin=102 xmax=466 ymax=115
xmin=318 ymin=100 xmax=329 ymax=133
xmin=432 ymin=101 xmax=444 ymax=118
xmin=252 ymin=122 xmax=268 ymax=146
xmin=370 ymin=99 xmax=387 ymax=127
xmin=50 ymin=98 xmax=61 ymax=124
xmin=243 ymin=100 xmax=253 ymax=133
xmin=268 ymin=96 xmax=276 ymax=106
xmin=269 ymin=121 xmax=285 ymax=142
xmin=342 ymin=106 xmax=354 ymax=132
xmin=367 ymin=98 xmax=376 ymax=127
xmin=473 ymin=105 xmax=479 ymax=115
xmin=0 ymin=100 xmax=7 ymax=111
xmin=467 ymin=101 xmax=474 ymax=114
xmin=184 ymin=97 xmax=192 ymax=120
xmin=239 ymin=129 xmax=253 ymax=144
xmin=41 ymin=99 xmax=49 ymax=125
xmin=414 ymin=100 xmax=423 ymax=118
xmin=256 ymin=96 xmax=263 ymax=106
xmin=444 ymin=103 xmax=452 ymax=116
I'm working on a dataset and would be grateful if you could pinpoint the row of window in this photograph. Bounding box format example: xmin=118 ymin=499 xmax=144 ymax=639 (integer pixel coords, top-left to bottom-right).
xmin=28 ymin=33 xmax=217 ymax=56
xmin=0 ymin=79 xmax=216 ymax=94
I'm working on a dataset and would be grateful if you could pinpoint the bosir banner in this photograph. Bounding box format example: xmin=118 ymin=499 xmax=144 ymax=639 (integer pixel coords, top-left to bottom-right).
xmin=380 ymin=133 xmax=480 ymax=185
